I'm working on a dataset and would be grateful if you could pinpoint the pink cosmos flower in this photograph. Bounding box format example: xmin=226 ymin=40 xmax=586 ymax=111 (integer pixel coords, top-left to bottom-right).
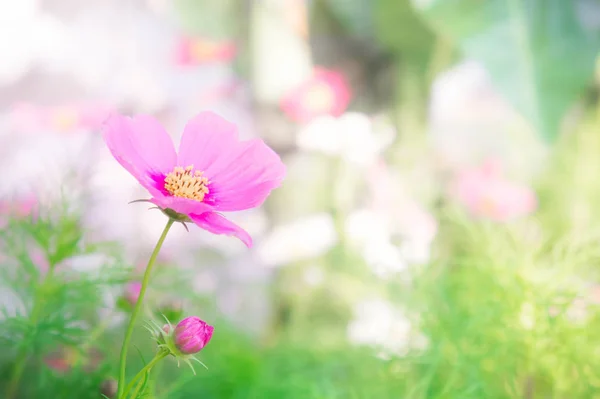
xmin=175 ymin=36 xmax=237 ymax=66
xmin=101 ymin=111 xmax=285 ymax=247
xmin=173 ymin=316 xmax=214 ymax=355
xmin=281 ymin=68 xmax=351 ymax=123
xmin=450 ymin=160 xmax=537 ymax=221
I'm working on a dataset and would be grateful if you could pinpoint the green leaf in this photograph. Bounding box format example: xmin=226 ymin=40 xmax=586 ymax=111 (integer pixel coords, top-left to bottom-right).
xmin=413 ymin=0 xmax=600 ymax=142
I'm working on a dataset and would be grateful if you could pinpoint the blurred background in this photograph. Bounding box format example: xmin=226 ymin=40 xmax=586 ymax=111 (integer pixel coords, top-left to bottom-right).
xmin=2 ymin=0 xmax=600 ymax=397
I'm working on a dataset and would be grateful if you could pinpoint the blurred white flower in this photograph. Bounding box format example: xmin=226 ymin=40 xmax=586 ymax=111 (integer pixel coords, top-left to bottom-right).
xmin=303 ymin=265 xmax=325 ymax=286
xmin=0 ymin=0 xmax=66 ymax=85
xmin=345 ymin=208 xmax=391 ymax=245
xmin=296 ymin=113 xmax=395 ymax=166
xmin=98 ymin=291 xmax=127 ymax=329
xmin=366 ymin=161 xmax=438 ymax=269
xmin=345 ymin=203 xmax=435 ymax=277
xmin=257 ymin=213 xmax=337 ymax=267
xmin=429 ymin=60 xmax=546 ymax=177
xmin=65 ymin=253 xmax=112 ymax=274
xmin=395 ymin=200 xmax=437 ymax=266
xmin=347 ymin=298 xmax=421 ymax=356
xmin=345 ymin=209 xmax=406 ymax=277
xmin=364 ymin=240 xmax=407 ymax=277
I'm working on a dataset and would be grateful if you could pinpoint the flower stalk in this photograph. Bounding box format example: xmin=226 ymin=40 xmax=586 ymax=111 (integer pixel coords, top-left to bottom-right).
xmin=121 ymin=349 xmax=169 ymax=399
xmin=116 ymin=218 xmax=175 ymax=398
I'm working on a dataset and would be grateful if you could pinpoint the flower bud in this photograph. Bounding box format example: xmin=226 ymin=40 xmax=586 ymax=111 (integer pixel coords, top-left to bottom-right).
xmin=173 ymin=317 xmax=214 ymax=355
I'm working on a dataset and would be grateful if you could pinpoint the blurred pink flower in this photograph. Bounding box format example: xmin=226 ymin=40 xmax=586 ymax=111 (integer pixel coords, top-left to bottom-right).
xmin=0 ymin=196 xmax=38 ymax=219
xmin=175 ymin=36 xmax=237 ymax=66
xmin=29 ymin=247 xmax=50 ymax=274
xmin=9 ymin=102 xmax=112 ymax=134
xmin=173 ymin=316 xmax=214 ymax=355
xmin=124 ymin=282 xmax=142 ymax=306
xmin=45 ymin=346 xmax=103 ymax=374
xmin=281 ymin=68 xmax=351 ymax=123
xmin=450 ymin=160 xmax=537 ymax=221
xmin=0 ymin=196 xmax=39 ymax=231
xmin=102 ymin=111 xmax=285 ymax=247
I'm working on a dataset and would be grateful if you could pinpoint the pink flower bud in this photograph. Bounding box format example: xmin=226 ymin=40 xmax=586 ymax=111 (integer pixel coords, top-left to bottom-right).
xmin=173 ymin=317 xmax=214 ymax=355
xmin=124 ymin=282 xmax=142 ymax=306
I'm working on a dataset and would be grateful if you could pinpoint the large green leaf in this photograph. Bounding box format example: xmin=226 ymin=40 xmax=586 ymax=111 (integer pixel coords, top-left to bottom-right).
xmin=413 ymin=0 xmax=600 ymax=142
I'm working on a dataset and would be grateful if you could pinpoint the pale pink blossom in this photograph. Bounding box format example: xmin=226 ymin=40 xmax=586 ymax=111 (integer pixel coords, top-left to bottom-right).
xmin=450 ymin=160 xmax=537 ymax=221
xmin=0 ymin=195 xmax=38 ymax=220
xmin=10 ymin=102 xmax=113 ymax=133
xmin=101 ymin=111 xmax=285 ymax=247
xmin=0 ymin=195 xmax=39 ymax=230
xmin=281 ymin=68 xmax=351 ymax=123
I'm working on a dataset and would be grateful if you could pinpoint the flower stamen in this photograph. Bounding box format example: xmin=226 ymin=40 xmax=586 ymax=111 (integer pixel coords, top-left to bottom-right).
xmin=164 ymin=165 xmax=209 ymax=202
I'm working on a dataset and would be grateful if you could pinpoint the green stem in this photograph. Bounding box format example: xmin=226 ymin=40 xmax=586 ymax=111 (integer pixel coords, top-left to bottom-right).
xmin=121 ymin=350 xmax=169 ymax=399
xmin=146 ymin=356 xmax=164 ymax=398
xmin=6 ymin=267 xmax=55 ymax=399
xmin=116 ymin=219 xmax=174 ymax=398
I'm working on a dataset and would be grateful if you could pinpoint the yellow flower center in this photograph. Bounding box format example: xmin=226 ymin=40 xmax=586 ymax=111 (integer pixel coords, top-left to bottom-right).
xmin=52 ymin=108 xmax=79 ymax=131
xmin=477 ymin=195 xmax=497 ymax=215
xmin=191 ymin=40 xmax=216 ymax=60
xmin=164 ymin=165 xmax=209 ymax=202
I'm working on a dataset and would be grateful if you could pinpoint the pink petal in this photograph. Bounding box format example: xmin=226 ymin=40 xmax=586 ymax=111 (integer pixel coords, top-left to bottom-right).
xmin=151 ymin=194 xmax=212 ymax=216
xmin=190 ymin=212 xmax=252 ymax=247
xmin=177 ymin=111 xmax=239 ymax=172
xmin=102 ymin=114 xmax=176 ymax=195
xmin=178 ymin=112 xmax=286 ymax=211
